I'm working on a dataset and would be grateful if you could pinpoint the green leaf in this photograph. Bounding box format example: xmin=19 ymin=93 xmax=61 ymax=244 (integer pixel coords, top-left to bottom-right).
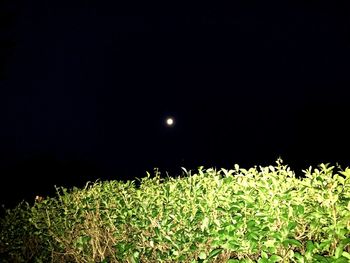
xmin=264 ymin=239 xmax=276 ymax=248
xmin=154 ymin=227 xmax=160 ymax=237
xmin=130 ymin=251 xmax=140 ymax=263
xmin=201 ymin=217 xmax=209 ymax=231
xmin=248 ymin=232 xmax=260 ymax=241
xmin=207 ymin=248 xmax=223 ymax=260
xmin=342 ymin=251 xmax=350 ymax=259
xmin=198 ymin=252 xmax=207 ymax=260
xmin=319 ymin=240 xmax=332 ymax=250
xmin=288 ymin=221 xmax=297 ymax=231
xmin=258 ymin=259 xmax=269 ymax=263
xmin=82 ymin=235 xmax=91 ymax=244
xmin=297 ymin=205 xmax=304 ymax=215
xmin=333 ymin=257 xmax=349 ymax=263
xmin=282 ymin=239 xmax=302 ymax=247
xmin=334 ymin=239 xmax=350 ymax=259
xmin=335 ymin=245 xmax=344 ymax=259
xmin=306 ymin=240 xmax=315 ymax=252
xmin=225 ymin=240 xmax=239 ymax=251
xmin=269 ymin=255 xmax=283 ymax=262
xmin=261 ymin=251 xmax=268 ymax=259
xmin=312 ymin=254 xmax=329 ymax=263
xmin=179 ymin=255 xmax=187 ymax=261
xmin=268 ymin=247 xmax=277 ymax=254
xmin=247 ymin=220 xmax=256 ymax=228
xmin=293 ymin=252 xmax=304 ymax=260
xmin=340 ymin=238 xmax=350 ymax=247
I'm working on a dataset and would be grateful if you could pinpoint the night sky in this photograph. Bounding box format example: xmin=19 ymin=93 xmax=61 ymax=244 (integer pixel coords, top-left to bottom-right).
xmin=1 ymin=1 xmax=349 ymax=209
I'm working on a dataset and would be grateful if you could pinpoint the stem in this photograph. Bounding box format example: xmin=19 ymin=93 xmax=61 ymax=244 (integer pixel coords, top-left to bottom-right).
xmin=281 ymin=246 xmax=292 ymax=262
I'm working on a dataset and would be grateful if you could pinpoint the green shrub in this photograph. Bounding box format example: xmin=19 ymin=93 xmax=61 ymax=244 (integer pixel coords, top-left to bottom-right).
xmin=1 ymin=159 xmax=350 ymax=262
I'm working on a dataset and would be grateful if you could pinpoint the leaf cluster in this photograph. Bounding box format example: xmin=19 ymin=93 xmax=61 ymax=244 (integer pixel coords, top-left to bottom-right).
xmin=1 ymin=159 xmax=350 ymax=262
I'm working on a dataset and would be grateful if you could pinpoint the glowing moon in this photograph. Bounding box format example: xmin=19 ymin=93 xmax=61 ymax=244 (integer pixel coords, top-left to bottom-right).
xmin=165 ymin=117 xmax=175 ymax=127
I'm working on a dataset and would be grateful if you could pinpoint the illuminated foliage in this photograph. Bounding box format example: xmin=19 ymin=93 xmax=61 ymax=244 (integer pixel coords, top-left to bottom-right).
xmin=1 ymin=159 xmax=350 ymax=262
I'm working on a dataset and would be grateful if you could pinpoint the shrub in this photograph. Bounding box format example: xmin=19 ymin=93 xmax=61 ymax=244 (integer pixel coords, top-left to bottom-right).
xmin=1 ymin=159 xmax=350 ymax=262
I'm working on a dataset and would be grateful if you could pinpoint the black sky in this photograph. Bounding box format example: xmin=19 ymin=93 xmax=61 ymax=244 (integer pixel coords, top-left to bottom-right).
xmin=1 ymin=1 xmax=350 ymax=208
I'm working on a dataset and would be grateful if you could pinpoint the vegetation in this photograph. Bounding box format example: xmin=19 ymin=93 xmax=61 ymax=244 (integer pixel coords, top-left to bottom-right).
xmin=1 ymin=159 xmax=350 ymax=262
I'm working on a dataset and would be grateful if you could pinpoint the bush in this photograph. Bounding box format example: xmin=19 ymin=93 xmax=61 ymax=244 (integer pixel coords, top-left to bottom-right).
xmin=1 ymin=159 xmax=350 ymax=262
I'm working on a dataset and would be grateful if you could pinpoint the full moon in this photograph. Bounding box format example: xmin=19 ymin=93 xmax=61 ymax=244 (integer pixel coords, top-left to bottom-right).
xmin=165 ymin=117 xmax=175 ymax=127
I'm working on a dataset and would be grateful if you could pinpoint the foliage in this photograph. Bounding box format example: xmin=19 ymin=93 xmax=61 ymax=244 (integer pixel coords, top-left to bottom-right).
xmin=1 ymin=159 xmax=350 ymax=262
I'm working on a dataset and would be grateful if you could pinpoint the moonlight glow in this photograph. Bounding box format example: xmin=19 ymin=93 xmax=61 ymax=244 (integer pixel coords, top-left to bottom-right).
xmin=165 ymin=117 xmax=175 ymax=127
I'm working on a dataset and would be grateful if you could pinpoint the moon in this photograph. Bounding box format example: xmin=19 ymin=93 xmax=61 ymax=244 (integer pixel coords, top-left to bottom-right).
xmin=165 ymin=117 xmax=175 ymax=127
